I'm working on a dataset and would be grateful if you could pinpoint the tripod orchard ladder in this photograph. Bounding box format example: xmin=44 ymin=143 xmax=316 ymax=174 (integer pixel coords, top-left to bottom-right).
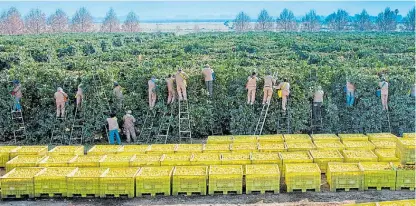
xmin=253 ymin=102 xmax=270 ymax=135
xmin=179 ymin=100 xmax=192 ymax=143
xmin=138 ymin=110 xmax=157 ymax=143
xmin=155 ymin=105 xmax=174 ymax=144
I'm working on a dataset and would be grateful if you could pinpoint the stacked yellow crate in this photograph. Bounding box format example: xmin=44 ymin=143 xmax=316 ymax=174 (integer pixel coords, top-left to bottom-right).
xmin=359 ymin=162 xmax=396 ymax=190
xmin=342 ymin=150 xmax=378 ymax=163
xmin=338 ymin=134 xmax=369 ymax=142
xmin=190 ymin=153 xmax=221 ymax=166
xmin=221 ymin=153 xmax=251 ymax=167
xmin=374 ymin=149 xmax=399 ymax=162
xmin=257 ymin=134 xmax=284 ymax=143
xmin=0 ymin=146 xmax=20 ymax=167
xmin=309 ymin=150 xmax=344 ymax=173
xmin=100 ymin=167 xmax=140 ymax=198
xmin=48 ymin=146 xmax=84 ymax=156
xmin=10 ymin=146 xmax=48 ymax=158
xmin=311 ymin=134 xmax=340 ymax=142
xmin=172 ymin=166 xmax=208 ymax=195
xmin=327 ymin=162 xmax=363 ymax=192
xmin=203 ymin=144 xmax=230 ymax=153
xmin=245 ymin=164 xmax=280 ymax=194
xmin=285 ymin=141 xmax=316 ymax=152
xmin=38 ymin=155 xmax=75 ymax=167
xmin=230 ymin=143 xmax=258 ymax=153
xmin=206 ymin=135 xmax=233 ymax=144
xmin=396 ymin=138 xmax=415 ymax=164
xmin=251 ymin=153 xmax=282 ymax=169
xmin=366 ymin=133 xmax=397 ymax=141
xmin=392 ymin=163 xmax=415 ymax=191
xmin=117 ymin=145 xmax=149 ymax=155
xmin=279 ymin=151 xmax=313 ymax=176
xmin=343 ymin=141 xmax=375 ymax=150
xmin=175 ymin=144 xmax=203 ymax=153
xmin=67 ymin=168 xmax=107 ymax=197
xmin=283 ymin=134 xmax=311 ymax=143
xmin=136 ymin=167 xmax=173 ymax=196
xmin=99 ymin=154 xmax=135 ymax=167
xmin=147 ymin=144 xmax=177 ymax=154
xmin=313 ymin=141 xmax=345 ymax=151
xmin=6 ymin=155 xmax=45 ymax=172
xmin=402 ymin=133 xmax=415 ymax=138
xmin=208 ymin=165 xmax=243 ymax=195
xmin=1 ymin=167 xmax=44 ymax=198
xmin=34 ymin=167 xmax=76 ymax=197
xmin=161 ymin=154 xmax=192 ymax=166
xmin=87 ymin=145 xmax=122 ymax=155
xmin=258 ymin=142 xmax=286 ymax=152
xmin=370 ymin=140 xmax=396 ymax=149
xmin=131 ymin=154 xmax=162 ymax=167
xmin=285 ymin=163 xmax=321 ymax=192
xmin=232 ymin=135 xmax=258 ymax=144
xmin=68 ymin=155 xmax=102 ymax=167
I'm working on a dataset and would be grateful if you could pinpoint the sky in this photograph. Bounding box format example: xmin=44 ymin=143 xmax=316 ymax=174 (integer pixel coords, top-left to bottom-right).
xmin=0 ymin=1 xmax=414 ymax=21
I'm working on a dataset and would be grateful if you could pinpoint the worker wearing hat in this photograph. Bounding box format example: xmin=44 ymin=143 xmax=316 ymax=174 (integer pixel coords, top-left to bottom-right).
xmin=246 ymin=72 xmax=258 ymax=105
xmin=11 ymin=80 xmax=22 ymax=112
xmin=262 ymin=72 xmax=276 ymax=105
xmin=202 ymin=64 xmax=214 ymax=97
xmin=175 ymin=68 xmax=189 ymax=101
xmin=148 ymin=76 xmax=158 ymax=110
xmin=54 ymin=87 xmax=68 ymax=118
xmin=123 ymin=110 xmax=136 ymax=143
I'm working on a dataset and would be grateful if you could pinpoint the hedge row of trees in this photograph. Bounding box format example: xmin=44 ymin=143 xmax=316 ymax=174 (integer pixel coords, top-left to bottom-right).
xmin=0 ymin=7 xmax=140 ymax=35
xmin=234 ymin=7 xmax=415 ymax=32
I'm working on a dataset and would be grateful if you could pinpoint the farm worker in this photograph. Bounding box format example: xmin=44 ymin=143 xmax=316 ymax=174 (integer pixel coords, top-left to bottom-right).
xmin=113 ymin=82 xmax=123 ymax=109
xmin=313 ymin=86 xmax=324 ymax=120
xmin=276 ymin=78 xmax=290 ymax=111
xmin=54 ymin=87 xmax=68 ymax=118
xmin=246 ymin=72 xmax=258 ymax=105
xmin=379 ymin=78 xmax=389 ymax=111
xmin=75 ymin=84 xmax=83 ymax=109
xmin=11 ymin=80 xmax=22 ymax=112
xmin=148 ymin=76 xmax=158 ymax=110
xmin=175 ymin=68 xmax=189 ymax=101
xmin=410 ymin=84 xmax=416 ymax=98
xmin=166 ymin=74 xmax=176 ymax=104
xmin=202 ymin=64 xmax=213 ymax=97
xmin=346 ymin=81 xmax=355 ymax=107
xmin=107 ymin=113 xmax=121 ymax=145
xmin=123 ymin=110 xmax=136 ymax=143
xmin=262 ymin=72 xmax=276 ymax=105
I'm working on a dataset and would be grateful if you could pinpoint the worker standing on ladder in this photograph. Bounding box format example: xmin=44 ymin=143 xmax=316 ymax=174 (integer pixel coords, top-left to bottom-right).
xmin=276 ymin=78 xmax=290 ymax=112
xmin=75 ymin=84 xmax=83 ymax=110
xmin=54 ymin=87 xmax=68 ymax=118
xmin=202 ymin=64 xmax=214 ymax=97
xmin=246 ymin=72 xmax=258 ymax=105
xmin=123 ymin=110 xmax=136 ymax=143
xmin=11 ymin=80 xmax=22 ymax=112
xmin=107 ymin=113 xmax=121 ymax=145
xmin=346 ymin=81 xmax=355 ymax=107
xmin=410 ymin=84 xmax=416 ymax=98
xmin=175 ymin=68 xmax=189 ymax=101
xmin=313 ymin=86 xmax=324 ymax=120
xmin=148 ymin=76 xmax=158 ymax=110
xmin=113 ymin=82 xmax=123 ymax=110
xmin=379 ymin=78 xmax=389 ymax=111
xmin=262 ymin=72 xmax=276 ymax=105
xmin=166 ymin=74 xmax=176 ymax=104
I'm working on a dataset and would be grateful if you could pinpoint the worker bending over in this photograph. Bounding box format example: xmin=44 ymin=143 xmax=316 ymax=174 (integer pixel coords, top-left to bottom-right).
xmin=262 ymin=72 xmax=276 ymax=105
xmin=276 ymin=78 xmax=290 ymax=111
xmin=166 ymin=74 xmax=176 ymax=104
xmin=246 ymin=72 xmax=258 ymax=105
xmin=123 ymin=110 xmax=136 ymax=143
xmin=175 ymin=68 xmax=189 ymax=101
xmin=148 ymin=76 xmax=158 ymax=110
xmin=54 ymin=87 xmax=68 ymax=118
xmin=202 ymin=64 xmax=214 ymax=97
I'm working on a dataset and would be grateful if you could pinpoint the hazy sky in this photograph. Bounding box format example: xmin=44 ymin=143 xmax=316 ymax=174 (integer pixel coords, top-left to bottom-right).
xmin=0 ymin=1 xmax=414 ymax=20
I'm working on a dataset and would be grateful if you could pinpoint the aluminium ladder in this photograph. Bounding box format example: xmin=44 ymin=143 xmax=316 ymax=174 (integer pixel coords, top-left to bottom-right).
xmin=155 ymin=106 xmax=173 ymax=144
xmin=276 ymin=99 xmax=291 ymax=134
xmin=253 ymin=103 xmax=270 ymax=135
xmin=179 ymin=100 xmax=192 ymax=143
xmin=138 ymin=110 xmax=157 ymax=143
xmin=310 ymin=102 xmax=323 ymax=134
xmin=11 ymin=110 xmax=26 ymax=144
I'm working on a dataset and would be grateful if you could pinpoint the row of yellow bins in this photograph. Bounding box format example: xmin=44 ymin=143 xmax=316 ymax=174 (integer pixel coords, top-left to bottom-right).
xmin=343 ymin=199 xmax=415 ymax=206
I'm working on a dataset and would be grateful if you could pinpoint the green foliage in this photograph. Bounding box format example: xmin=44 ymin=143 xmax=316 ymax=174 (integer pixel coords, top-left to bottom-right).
xmin=0 ymin=32 xmax=414 ymax=144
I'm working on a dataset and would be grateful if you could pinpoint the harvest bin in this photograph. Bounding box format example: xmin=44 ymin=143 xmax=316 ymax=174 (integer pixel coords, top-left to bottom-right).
xmin=208 ymin=165 xmax=243 ymax=195
xmin=285 ymin=163 xmax=321 ymax=192
xmin=359 ymin=162 xmax=396 ymax=190
xmin=161 ymin=154 xmax=192 ymax=166
xmin=100 ymin=167 xmax=140 ymax=198
xmin=172 ymin=166 xmax=208 ymax=195
xmin=396 ymin=138 xmax=415 ymax=164
xmin=34 ymin=167 xmax=76 ymax=197
xmin=5 ymin=155 xmax=44 ymax=172
xmin=1 ymin=167 xmax=44 ymax=198
xmin=327 ymin=162 xmax=363 ymax=192
xmin=190 ymin=153 xmax=221 ymax=166
xmin=48 ymin=146 xmax=84 ymax=156
xmin=245 ymin=164 xmax=280 ymax=194
xmin=251 ymin=153 xmax=282 ymax=170
xmin=131 ymin=154 xmax=162 ymax=167
xmin=309 ymin=150 xmax=344 ymax=173
xmin=0 ymin=146 xmax=20 ymax=167
xmin=136 ymin=166 xmax=173 ymax=196
xmin=87 ymin=145 xmax=121 ymax=155
xmin=68 ymin=155 xmax=102 ymax=167
xmin=67 ymin=168 xmax=107 ymax=197
xmin=38 ymin=155 xmax=75 ymax=167
xmin=10 ymin=146 xmax=48 ymax=158
xmin=99 ymin=154 xmax=136 ymax=168
xmin=279 ymin=151 xmax=313 ymax=176
xmin=117 ymin=145 xmax=149 ymax=155
xmin=393 ymin=164 xmax=415 ymax=191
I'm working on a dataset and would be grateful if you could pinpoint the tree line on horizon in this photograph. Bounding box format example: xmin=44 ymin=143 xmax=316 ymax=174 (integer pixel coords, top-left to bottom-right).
xmin=0 ymin=6 xmax=415 ymax=35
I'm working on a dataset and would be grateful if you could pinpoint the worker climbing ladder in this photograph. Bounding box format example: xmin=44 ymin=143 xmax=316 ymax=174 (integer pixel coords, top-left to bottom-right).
xmin=254 ymin=103 xmax=270 ymax=135
xmin=138 ymin=110 xmax=157 ymax=143
xmin=11 ymin=110 xmax=26 ymax=144
xmin=276 ymin=99 xmax=291 ymax=134
xmin=310 ymin=102 xmax=323 ymax=134
xmin=154 ymin=105 xmax=174 ymax=144
xmin=50 ymin=80 xmax=72 ymax=145
xmin=179 ymin=100 xmax=192 ymax=143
